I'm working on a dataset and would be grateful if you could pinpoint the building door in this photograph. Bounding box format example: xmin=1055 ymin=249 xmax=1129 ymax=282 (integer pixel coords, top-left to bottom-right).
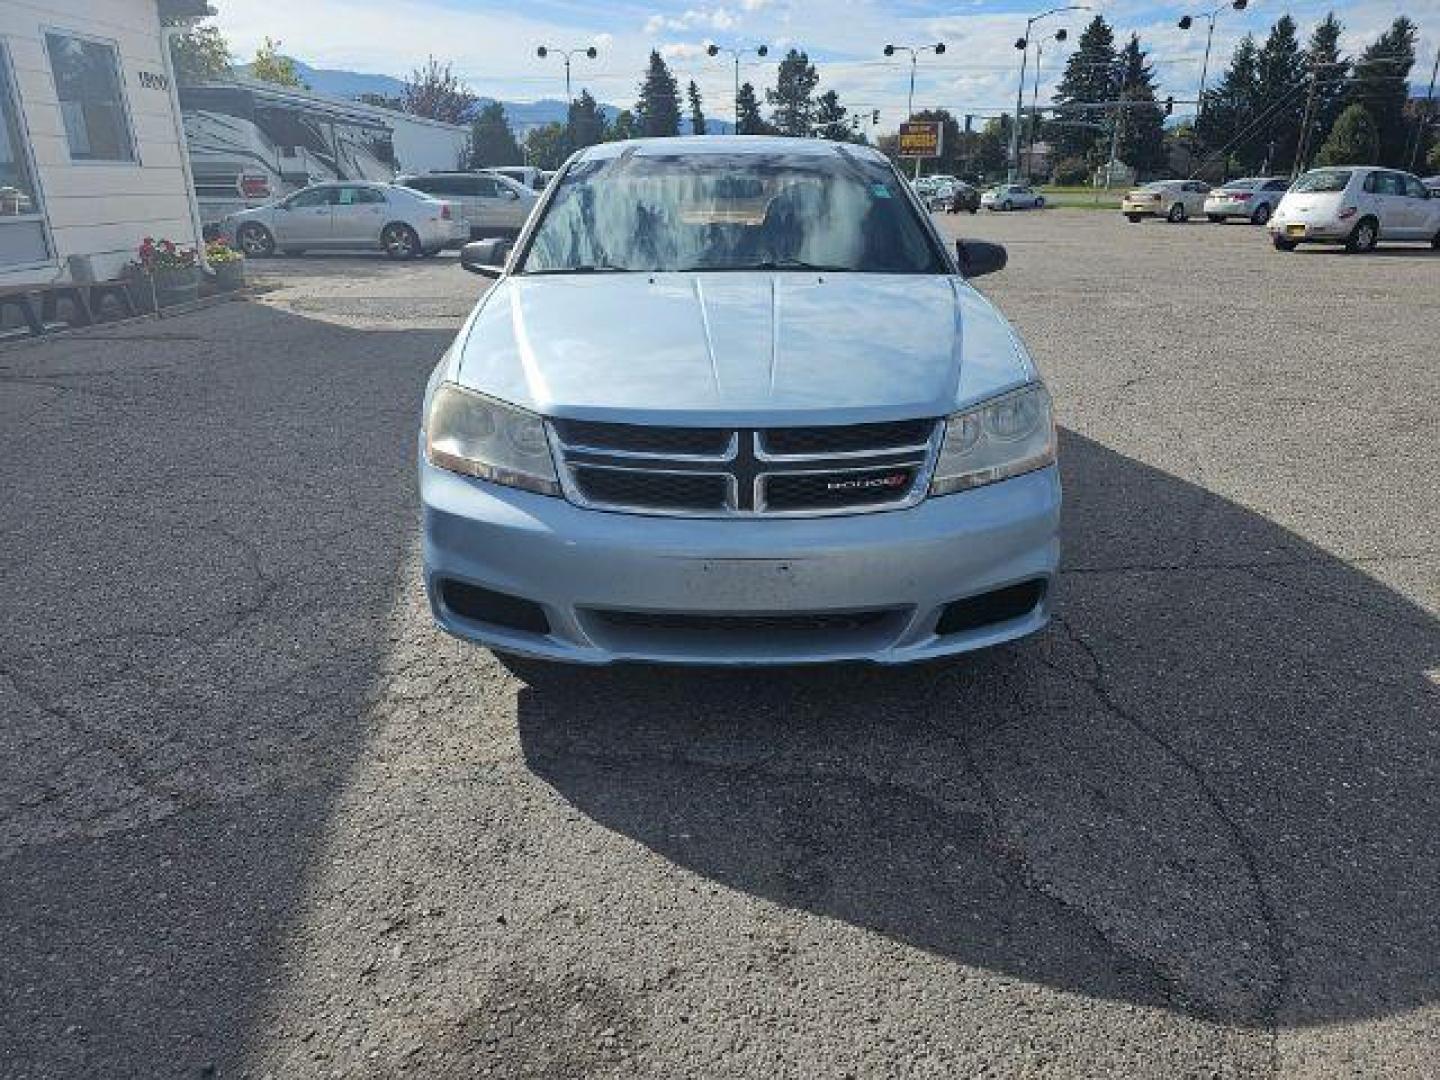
xmin=0 ymin=45 xmax=51 ymax=272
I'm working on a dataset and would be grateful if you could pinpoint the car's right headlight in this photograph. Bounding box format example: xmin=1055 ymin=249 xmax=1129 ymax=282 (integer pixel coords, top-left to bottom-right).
xmin=424 ymin=382 xmax=560 ymax=495
xmin=930 ymin=383 xmax=1056 ymax=495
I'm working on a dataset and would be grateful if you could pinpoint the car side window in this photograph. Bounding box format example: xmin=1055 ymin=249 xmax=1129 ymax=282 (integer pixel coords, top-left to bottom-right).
xmin=475 ymin=177 xmax=500 ymax=197
xmin=1403 ymin=175 xmax=1428 ymax=199
xmin=1363 ymin=172 xmax=1380 ymax=194
xmin=287 ymin=187 xmax=334 ymax=209
xmin=1265 ymin=179 xmax=1289 ymax=191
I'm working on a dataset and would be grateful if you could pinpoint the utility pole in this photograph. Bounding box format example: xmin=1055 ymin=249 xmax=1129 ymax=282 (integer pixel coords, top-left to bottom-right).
xmin=707 ymin=44 xmax=769 ymax=134
xmin=1409 ymin=46 xmax=1440 ymax=171
xmin=1294 ymin=67 xmax=1320 ymax=178
xmin=1008 ymin=7 xmax=1088 ymax=183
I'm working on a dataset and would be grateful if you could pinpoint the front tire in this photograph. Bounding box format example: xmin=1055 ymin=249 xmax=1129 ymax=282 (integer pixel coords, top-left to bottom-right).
xmin=1034 ymin=197 xmax=1045 ymax=209
xmin=236 ymin=222 xmax=275 ymax=258
xmin=382 ymin=222 xmax=422 ymax=260
xmin=1125 ymin=213 xmax=1143 ymax=223
xmin=1345 ymin=216 xmax=1379 ymax=253
xmin=1272 ymin=236 xmax=1299 ymax=251
xmin=1167 ymin=202 xmax=1187 ymax=223
xmin=1251 ymin=202 xmax=1272 ymax=226
xmin=1002 ymin=200 xmax=1013 ymax=211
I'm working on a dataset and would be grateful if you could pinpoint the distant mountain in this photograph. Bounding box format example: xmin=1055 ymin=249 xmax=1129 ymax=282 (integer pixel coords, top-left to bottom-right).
xmin=240 ymin=58 xmax=732 ymax=134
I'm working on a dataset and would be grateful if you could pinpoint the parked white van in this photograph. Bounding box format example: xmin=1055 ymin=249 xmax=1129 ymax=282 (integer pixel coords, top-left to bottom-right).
xmin=1269 ymin=166 xmax=1440 ymax=252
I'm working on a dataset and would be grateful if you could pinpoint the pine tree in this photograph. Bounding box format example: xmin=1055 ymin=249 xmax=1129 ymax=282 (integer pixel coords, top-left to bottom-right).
xmin=1115 ymin=34 xmax=1166 ymax=175
xmin=685 ymin=81 xmax=706 ymax=136
xmin=1198 ymin=34 xmax=1261 ymax=171
xmin=635 ymin=51 xmax=681 ymax=137
xmin=1051 ymin=16 xmax=1118 ymax=161
xmin=1303 ymin=13 xmax=1349 ymax=158
xmin=1344 ymin=17 xmax=1418 ymax=166
xmin=568 ymin=90 xmax=606 ymax=149
xmin=767 ymin=49 xmax=820 ymax=137
xmin=468 ymin=102 xmax=523 ymax=167
xmin=735 ymin=82 xmax=767 ymax=135
xmin=813 ymin=90 xmax=851 ymax=141
xmin=607 ymin=110 xmax=639 ymax=141
xmin=1252 ymin=17 xmax=1307 ymax=172
xmin=1315 ymin=102 xmax=1379 ymax=165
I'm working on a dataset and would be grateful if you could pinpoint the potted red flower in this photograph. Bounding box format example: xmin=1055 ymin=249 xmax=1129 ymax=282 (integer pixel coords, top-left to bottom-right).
xmin=125 ymin=237 xmax=200 ymax=308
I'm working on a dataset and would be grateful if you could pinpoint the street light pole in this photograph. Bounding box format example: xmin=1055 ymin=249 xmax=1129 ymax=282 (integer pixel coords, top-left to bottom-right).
xmin=1027 ymin=29 xmax=1067 ymax=182
xmin=707 ymin=43 xmax=769 ymax=133
xmin=1178 ymin=1 xmax=1248 ymax=124
xmin=536 ymin=44 xmax=599 ymax=106
xmin=883 ymin=42 xmax=946 ymax=178
xmin=1009 ymin=6 xmax=1089 ymax=183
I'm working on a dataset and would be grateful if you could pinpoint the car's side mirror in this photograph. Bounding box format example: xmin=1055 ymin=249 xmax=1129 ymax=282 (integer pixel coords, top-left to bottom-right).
xmin=460 ymin=238 xmax=512 ymax=278
xmin=505 ymin=189 xmax=520 ymax=201
xmin=955 ymin=239 xmax=1007 ymax=279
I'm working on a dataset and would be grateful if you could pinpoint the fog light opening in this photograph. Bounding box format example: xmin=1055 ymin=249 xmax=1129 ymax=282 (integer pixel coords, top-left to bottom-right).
xmin=439 ymin=578 xmax=551 ymax=636
xmin=935 ymin=579 xmax=1047 ymax=637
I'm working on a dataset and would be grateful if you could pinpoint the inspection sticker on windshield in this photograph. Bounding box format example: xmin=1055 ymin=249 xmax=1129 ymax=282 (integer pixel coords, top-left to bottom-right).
xmin=872 ymin=184 xmax=892 ymax=198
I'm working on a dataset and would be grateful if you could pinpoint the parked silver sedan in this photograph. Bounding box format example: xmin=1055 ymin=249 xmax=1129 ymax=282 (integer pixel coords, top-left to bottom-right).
xmin=981 ymin=184 xmax=1045 ymax=211
xmin=218 ymin=182 xmax=467 ymax=259
xmin=1203 ymin=177 xmax=1291 ymax=225
xmin=396 ymin=172 xmax=538 ymax=240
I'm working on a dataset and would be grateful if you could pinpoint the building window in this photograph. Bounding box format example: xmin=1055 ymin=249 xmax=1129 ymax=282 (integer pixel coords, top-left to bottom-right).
xmin=44 ymin=32 xmax=135 ymax=162
xmin=0 ymin=45 xmax=50 ymax=268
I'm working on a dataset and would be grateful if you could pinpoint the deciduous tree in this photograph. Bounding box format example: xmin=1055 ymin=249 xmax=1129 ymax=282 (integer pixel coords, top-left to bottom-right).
xmin=1315 ymin=102 xmax=1379 ymax=165
xmin=402 ymin=57 xmax=478 ymax=124
xmin=169 ymin=21 xmax=231 ymax=84
xmin=251 ymin=38 xmax=302 ymax=88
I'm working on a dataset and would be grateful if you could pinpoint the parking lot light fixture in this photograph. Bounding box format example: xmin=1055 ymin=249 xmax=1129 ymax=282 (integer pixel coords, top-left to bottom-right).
xmin=536 ymin=44 xmax=599 ymax=103
xmin=1178 ymin=0 xmax=1248 ymax=124
xmin=707 ymin=43 xmax=770 ymax=132
xmin=1009 ymin=6 xmax=1090 ymax=182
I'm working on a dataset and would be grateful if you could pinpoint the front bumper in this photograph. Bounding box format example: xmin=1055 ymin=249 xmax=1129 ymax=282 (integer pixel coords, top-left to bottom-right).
xmin=420 ymin=458 xmax=1062 ymax=665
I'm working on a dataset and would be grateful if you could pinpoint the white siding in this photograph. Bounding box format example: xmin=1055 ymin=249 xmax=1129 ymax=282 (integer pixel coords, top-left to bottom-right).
xmin=389 ymin=115 xmax=469 ymax=174
xmin=0 ymin=0 xmax=199 ymax=284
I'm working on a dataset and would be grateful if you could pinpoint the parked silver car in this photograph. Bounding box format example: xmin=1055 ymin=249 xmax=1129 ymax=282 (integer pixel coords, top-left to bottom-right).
xmin=1269 ymin=166 xmax=1440 ymax=252
xmin=219 ymin=182 xmax=465 ymax=259
xmin=1122 ymin=179 xmax=1211 ymax=222
xmin=981 ymin=184 xmax=1045 ymax=211
xmin=1203 ymin=176 xmax=1291 ymax=224
xmin=420 ymin=137 xmax=1059 ymax=670
xmin=397 ymin=171 xmax=538 ymax=239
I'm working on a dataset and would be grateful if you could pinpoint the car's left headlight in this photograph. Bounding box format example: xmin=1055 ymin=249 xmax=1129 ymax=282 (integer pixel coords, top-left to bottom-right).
xmin=931 ymin=383 xmax=1056 ymax=495
xmin=424 ymin=382 xmax=560 ymax=495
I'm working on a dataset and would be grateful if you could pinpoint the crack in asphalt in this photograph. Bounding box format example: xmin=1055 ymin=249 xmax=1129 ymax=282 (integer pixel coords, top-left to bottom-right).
xmin=1046 ymin=611 xmax=1288 ymax=1073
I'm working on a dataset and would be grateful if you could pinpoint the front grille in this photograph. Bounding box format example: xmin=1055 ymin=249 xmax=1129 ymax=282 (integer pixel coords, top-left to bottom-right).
xmin=551 ymin=419 xmax=939 ymax=517
xmin=764 ymin=466 xmax=919 ymax=511
xmin=550 ymin=419 xmax=732 ymax=457
xmin=761 ymin=419 xmax=934 ymax=456
xmin=572 ymin=467 xmax=729 ymax=511
xmin=591 ymin=609 xmax=893 ymax=633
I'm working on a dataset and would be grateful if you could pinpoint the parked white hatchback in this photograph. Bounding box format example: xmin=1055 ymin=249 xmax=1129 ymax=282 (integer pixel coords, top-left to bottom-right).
xmin=1269 ymin=166 xmax=1440 ymax=253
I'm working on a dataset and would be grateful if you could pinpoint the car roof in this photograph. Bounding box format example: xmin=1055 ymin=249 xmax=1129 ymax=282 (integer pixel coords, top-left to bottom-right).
xmin=574 ymin=135 xmax=890 ymax=165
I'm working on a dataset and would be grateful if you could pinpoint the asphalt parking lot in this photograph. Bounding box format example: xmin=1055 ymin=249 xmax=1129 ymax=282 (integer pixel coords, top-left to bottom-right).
xmin=2 ymin=210 xmax=1437 ymax=1079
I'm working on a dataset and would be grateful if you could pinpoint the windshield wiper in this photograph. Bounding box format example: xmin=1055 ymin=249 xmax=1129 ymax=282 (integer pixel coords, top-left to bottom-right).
xmin=524 ymin=263 xmax=634 ymax=275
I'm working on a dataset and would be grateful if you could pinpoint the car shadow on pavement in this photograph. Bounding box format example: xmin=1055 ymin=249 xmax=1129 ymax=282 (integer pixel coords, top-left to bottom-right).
xmin=517 ymin=429 xmax=1440 ymax=1030
xmin=0 ymin=301 xmax=447 ymax=1078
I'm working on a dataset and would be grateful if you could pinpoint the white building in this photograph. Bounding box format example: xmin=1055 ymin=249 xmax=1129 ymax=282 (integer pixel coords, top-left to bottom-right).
xmin=0 ymin=0 xmax=207 ymax=286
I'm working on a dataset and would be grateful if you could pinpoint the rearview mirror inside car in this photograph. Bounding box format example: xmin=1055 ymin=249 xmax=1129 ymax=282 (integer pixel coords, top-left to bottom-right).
xmin=460 ymin=238 xmax=513 ymax=278
xmin=955 ymin=240 xmax=1007 ymax=279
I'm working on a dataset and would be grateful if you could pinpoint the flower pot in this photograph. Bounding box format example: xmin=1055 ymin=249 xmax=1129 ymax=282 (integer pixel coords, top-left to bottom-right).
xmin=151 ymin=266 xmax=200 ymax=308
xmin=211 ymin=259 xmax=246 ymax=292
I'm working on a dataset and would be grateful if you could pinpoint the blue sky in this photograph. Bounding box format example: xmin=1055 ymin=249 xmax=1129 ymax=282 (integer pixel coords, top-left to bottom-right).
xmin=212 ymin=0 xmax=1439 ymax=127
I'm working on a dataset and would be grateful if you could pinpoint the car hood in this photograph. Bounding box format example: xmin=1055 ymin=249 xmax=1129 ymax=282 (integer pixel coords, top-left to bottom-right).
xmin=452 ymin=273 xmax=1035 ymax=426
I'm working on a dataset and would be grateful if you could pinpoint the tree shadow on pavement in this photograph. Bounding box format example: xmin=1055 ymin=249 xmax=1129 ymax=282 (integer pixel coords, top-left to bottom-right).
xmin=0 ymin=302 xmax=446 ymax=1078
xmin=517 ymin=429 xmax=1440 ymax=1030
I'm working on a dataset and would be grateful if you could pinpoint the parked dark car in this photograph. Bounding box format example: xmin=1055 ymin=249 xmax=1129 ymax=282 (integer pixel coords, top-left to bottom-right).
xmin=948 ymin=182 xmax=980 ymax=214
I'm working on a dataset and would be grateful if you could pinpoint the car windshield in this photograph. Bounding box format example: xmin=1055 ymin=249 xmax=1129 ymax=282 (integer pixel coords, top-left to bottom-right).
xmin=521 ymin=150 xmax=944 ymax=275
xmin=1292 ymin=169 xmax=1352 ymax=193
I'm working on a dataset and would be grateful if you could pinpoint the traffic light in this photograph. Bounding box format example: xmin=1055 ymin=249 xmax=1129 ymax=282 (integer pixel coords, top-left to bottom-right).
xmin=1165 ymin=96 xmax=1174 ymax=116
xmin=872 ymin=109 xmax=880 ymax=124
